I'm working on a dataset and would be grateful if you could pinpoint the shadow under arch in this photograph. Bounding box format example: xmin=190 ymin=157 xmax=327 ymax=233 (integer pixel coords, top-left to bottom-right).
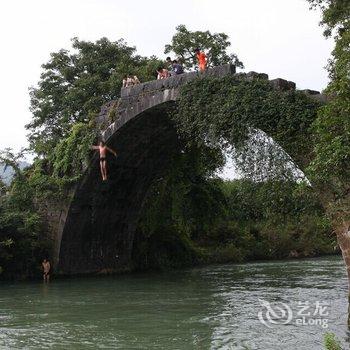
xmin=58 ymin=100 xmax=179 ymax=274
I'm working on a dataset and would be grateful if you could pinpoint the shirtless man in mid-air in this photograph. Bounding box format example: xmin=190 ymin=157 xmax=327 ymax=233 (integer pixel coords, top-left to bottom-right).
xmin=92 ymin=141 xmax=117 ymax=181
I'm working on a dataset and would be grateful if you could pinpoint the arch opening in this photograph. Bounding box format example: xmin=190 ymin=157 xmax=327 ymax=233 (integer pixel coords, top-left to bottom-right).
xmin=58 ymin=101 xmax=180 ymax=274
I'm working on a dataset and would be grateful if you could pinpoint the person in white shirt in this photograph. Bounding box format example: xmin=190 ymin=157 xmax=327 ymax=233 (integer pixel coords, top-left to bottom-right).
xmin=156 ymin=67 xmax=170 ymax=80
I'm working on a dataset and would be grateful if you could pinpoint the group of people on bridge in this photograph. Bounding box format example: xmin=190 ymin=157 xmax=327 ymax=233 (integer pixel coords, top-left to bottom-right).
xmin=122 ymin=48 xmax=207 ymax=87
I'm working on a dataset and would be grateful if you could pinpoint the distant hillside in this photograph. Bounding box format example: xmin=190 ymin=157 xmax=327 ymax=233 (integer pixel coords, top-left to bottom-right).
xmin=0 ymin=161 xmax=30 ymax=185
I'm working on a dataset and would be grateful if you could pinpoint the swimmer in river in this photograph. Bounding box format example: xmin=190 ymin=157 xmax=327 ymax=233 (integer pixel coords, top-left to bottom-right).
xmin=91 ymin=141 xmax=117 ymax=181
xmin=42 ymin=259 xmax=51 ymax=282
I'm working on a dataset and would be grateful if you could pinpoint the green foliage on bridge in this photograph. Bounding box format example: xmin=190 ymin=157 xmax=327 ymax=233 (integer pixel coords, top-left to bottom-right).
xmin=173 ymin=76 xmax=320 ymax=174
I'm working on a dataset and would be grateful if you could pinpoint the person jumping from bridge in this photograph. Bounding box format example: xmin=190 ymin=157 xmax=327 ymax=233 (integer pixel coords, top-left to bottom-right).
xmin=194 ymin=48 xmax=207 ymax=72
xmin=91 ymin=141 xmax=117 ymax=181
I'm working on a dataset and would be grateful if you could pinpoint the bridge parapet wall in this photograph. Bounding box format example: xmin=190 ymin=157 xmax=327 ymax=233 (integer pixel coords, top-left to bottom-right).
xmin=95 ymin=64 xmax=326 ymax=141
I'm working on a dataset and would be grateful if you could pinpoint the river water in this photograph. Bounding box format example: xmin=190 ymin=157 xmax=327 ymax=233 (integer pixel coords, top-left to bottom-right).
xmin=0 ymin=256 xmax=349 ymax=350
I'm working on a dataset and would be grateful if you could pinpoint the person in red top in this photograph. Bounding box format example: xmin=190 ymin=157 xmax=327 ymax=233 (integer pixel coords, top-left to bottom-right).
xmin=194 ymin=48 xmax=207 ymax=72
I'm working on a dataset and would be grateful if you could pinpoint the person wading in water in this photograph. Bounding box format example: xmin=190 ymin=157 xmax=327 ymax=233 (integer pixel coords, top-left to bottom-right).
xmin=91 ymin=141 xmax=117 ymax=181
xmin=42 ymin=259 xmax=51 ymax=282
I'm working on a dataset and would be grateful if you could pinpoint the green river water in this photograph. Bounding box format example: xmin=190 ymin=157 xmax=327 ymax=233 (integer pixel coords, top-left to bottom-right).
xmin=0 ymin=256 xmax=349 ymax=349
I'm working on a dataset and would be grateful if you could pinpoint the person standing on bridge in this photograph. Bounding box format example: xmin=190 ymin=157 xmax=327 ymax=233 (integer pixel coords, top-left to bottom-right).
xmin=171 ymin=60 xmax=184 ymax=75
xmin=194 ymin=48 xmax=207 ymax=72
xmin=166 ymin=56 xmax=173 ymax=71
xmin=91 ymin=141 xmax=117 ymax=181
xmin=122 ymin=74 xmax=140 ymax=88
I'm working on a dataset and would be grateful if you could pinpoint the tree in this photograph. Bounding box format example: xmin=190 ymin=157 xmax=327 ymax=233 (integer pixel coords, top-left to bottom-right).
xmin=307 ymin=0 xmax=350 ymax=37
xmin=0 ymin=150 xmax=49 ymax=279
xmin=27 ymin=37 xmax=162 ymax=156
xmin=306 ymin=0 xmax=350 ymax=323
xmin=164 ymin=25 xmax=243 ymax=70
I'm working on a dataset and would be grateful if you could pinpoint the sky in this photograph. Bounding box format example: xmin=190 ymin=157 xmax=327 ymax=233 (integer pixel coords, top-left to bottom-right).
xmin=0 ymin=0 xmax=333 ymax=154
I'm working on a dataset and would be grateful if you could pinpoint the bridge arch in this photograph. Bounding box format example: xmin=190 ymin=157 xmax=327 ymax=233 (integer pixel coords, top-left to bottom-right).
xmin=57 ymin=65 xmax=325 ymax=274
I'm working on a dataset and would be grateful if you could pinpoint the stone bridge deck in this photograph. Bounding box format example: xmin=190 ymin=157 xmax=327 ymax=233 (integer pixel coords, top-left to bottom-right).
xmin=96 ymin=64 xmax=325 ymax=142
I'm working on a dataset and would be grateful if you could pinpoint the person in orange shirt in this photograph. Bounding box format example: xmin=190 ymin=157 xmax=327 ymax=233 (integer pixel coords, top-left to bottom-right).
xmin=194 ymin=48 xmax=207 ymax=72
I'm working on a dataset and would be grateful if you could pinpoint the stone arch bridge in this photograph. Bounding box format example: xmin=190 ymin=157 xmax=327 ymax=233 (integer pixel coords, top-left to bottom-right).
xmin=52 ymin=64 xmax=325 ymax=274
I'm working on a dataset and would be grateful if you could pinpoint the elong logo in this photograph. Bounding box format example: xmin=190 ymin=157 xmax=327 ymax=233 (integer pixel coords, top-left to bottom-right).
xmin=257 ymin=299 xmax=329 ymax=329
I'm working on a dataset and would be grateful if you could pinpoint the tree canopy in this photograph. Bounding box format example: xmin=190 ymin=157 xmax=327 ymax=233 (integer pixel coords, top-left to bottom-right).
xmin=172 ymin=76 xmax=320 ymax=178
xmin=27 ymin=37 xmax=162 ymax=156
xmin=307 ymin=0 xmax=350 ymax=36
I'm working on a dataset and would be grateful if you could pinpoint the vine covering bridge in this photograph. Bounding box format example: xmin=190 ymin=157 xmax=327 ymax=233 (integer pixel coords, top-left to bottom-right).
xmin=52 ymin=64 xmax=325 ymax=274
